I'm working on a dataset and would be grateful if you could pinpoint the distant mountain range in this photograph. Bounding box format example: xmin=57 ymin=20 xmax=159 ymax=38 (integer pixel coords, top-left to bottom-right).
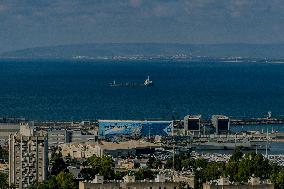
xmin=1 ymin=43 xmax=284 ymax=59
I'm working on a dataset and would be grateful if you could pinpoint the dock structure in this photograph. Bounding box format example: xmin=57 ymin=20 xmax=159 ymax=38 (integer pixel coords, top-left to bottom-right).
xmin=199 ymin=117 xmax=284 ymax=126
xmin=230 ymin=117 xmax=284 ymax=125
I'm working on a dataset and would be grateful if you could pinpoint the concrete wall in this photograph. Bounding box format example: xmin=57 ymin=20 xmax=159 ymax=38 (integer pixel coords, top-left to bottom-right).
xmin=173 ymin=175 xmax=194 ymax=188
xmin=203 ymin=184 xmax=274 ymax=189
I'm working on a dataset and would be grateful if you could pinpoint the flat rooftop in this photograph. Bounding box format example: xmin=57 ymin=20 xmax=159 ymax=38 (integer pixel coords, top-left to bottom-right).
xmin=98 ymin=120 xmax=172 ymax=123
xmin=60 ymin=140 xmax=160 ymax=150
xmin=98 ymin=140 xmax=161 ymax=150
xmin=184 ymin=115 xmax=201 ymax=119
xmin=212 ymin=115 xmax=229 ymax=119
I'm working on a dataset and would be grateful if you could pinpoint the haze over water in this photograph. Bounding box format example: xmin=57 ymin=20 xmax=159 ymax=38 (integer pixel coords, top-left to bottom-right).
xmin=1 ymin=59 xmax=284 ymax=121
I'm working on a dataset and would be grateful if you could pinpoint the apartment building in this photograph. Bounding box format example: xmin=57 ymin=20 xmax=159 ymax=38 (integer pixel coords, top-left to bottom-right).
xmin=9 ymin=123 xmax=48 ymax=189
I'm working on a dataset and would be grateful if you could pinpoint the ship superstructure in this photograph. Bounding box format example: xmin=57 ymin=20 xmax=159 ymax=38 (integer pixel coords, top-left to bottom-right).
xmin=144 ymin=76 xmax=153 ymax=86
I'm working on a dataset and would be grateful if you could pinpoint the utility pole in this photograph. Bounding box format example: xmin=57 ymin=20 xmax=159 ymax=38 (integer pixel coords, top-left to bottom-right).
xmin=172 ymin=144 xmax=175 ymax=172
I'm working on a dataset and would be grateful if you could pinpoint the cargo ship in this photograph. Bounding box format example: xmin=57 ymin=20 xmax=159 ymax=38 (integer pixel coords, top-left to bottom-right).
xmin=109 ymin=76 xmax=154 ymax=87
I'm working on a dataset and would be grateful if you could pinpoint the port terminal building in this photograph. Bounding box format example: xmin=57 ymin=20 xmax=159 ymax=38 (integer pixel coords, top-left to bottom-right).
xmin=98 ymin=120 xmax=173 ymax=139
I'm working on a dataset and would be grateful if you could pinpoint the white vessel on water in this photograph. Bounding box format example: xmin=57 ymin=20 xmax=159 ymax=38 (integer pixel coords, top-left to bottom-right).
xmin=109 ymin=80 xmax=117 ymax=87
xmin=109 ymin=76 xmax=154 ymax=87
xmin=144 ymin=76 xmax=153 ymax=86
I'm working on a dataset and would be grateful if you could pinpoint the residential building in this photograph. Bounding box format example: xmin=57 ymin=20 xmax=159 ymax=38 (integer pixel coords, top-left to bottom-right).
xmin=9 ymin=123 xmax=48 ymax=189
xmin=37 ymin=129 xmax=98 ymax=147
xmin=59 ymin=140 xmax=160 ymax=159
xmin=46 ymin=129 xmax=71 ymax=146
xmin=203 ymin=177 xmax=274 ymax=189
xmin=79 ymin=174 xmax=180 ymax=189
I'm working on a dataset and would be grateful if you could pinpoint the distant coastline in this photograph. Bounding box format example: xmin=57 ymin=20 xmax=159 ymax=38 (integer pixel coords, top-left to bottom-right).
xmin=1 ymin=43 xmax=284 ymax=60
xmin=1 ymin=56 xmax=284 ymax=65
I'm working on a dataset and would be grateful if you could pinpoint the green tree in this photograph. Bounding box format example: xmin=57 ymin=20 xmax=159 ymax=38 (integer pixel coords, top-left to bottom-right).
xmin=42 ymin=176 xmax=59 ymax=189
xmin=165 ymin=154 xmax=185 ymax=171
xmin=270 ymin=171 xmax=284 ymax=189
xmin=0 ymin=173 xmax=8 ymax=189
xmin=181 ymin=158 xmax=194 ymax=171
xmin=230 ymin=147 xmax=243 ymax=162
xmin=203 ymin=162 xmax=225 ymax=181
xmin=114 ymin=171 xmax=126 ymax=180
xmin=146 ymin=156 xmax=162 ymax=169
xmin=0 ymin=147 xmax=8 ymax=161
xmin=65 ymin=154 xmax=78 ymax=166
xmin=235 ymin=152 xmax=270 ymax=182
xmin=193 ymin=158 xmax=208 ymax=170
xmin=28 ymin=176 xmax=59 ymax=189
xmin=30 ymin=172 xmax=77 ymax=189
xmin=50 ymin=152 xmax=67 ymax=176
xmin=87 ymin=155 xmax=115 ymax=180
xmin=134 ymin=169 xmax=155 ymax=180
xmin=225 ymin=161 xmax=239 ymax=181
xmin=79 ymin=168 xmax=97 ymax=181
xmin=55 ymin=172 xmax=77 ymax=189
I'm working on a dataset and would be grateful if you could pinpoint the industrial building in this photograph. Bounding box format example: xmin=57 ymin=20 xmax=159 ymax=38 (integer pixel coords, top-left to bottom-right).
xmin=0 ymin=118 xmax=26 ymax=139
xmin=9 ymin=123 xmax=48 ymax=189
xmin=184 ymin=115 xmax=201 ymax=136
xmin=44 ymin=129 xmax=98 ymax=147
xmin=211 ymin=115 xmax=230 ymax=134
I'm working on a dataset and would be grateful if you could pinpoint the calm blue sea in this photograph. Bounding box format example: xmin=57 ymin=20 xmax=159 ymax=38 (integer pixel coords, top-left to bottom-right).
xmin=1 ymin=59 xmax=284 ymax=121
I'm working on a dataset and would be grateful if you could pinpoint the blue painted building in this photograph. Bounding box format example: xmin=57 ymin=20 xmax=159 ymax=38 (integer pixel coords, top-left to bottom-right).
xmin=98 ymin=120 xmax=173 ymax=138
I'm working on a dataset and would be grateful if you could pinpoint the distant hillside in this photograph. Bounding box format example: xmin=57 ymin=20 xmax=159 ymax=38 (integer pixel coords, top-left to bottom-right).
xmin=1 ymin=43 xmax=284 ymax=59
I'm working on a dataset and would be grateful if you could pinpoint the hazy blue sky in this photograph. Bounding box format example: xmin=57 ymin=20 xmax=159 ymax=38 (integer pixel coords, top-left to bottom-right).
xmin=1 ymin=0 xmax=284 ymax=52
